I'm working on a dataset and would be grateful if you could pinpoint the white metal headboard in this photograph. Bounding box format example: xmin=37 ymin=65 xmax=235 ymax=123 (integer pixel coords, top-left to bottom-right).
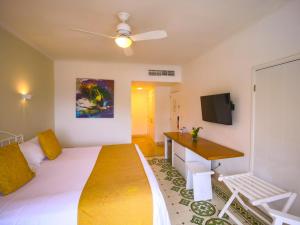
xmin=0 ymin=131 xmax=24 ymax=147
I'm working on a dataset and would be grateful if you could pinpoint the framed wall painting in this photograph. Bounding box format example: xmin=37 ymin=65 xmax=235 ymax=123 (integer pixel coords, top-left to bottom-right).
xmin=76 ymin=78 xmax=114 ymax=118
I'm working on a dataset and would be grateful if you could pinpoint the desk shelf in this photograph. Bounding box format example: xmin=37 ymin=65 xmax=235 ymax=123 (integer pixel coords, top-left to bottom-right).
xmin=164 ymin=132 xmax=244 ymax=161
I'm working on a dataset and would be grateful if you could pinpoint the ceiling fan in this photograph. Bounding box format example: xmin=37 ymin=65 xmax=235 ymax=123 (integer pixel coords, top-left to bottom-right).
xmin=71 ymin=12 xmax=167 ymax=56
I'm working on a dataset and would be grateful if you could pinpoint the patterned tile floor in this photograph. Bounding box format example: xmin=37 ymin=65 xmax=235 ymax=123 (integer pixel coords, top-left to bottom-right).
xmin=147 ymin=157 xmax=269 ymax=225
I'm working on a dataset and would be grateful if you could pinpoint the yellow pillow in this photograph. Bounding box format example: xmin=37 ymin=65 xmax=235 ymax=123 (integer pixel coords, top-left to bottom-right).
xmin=0 ymin=143 xmax=35 ymax=195
xmin=38 ymin=129 xmax=62 ymax=160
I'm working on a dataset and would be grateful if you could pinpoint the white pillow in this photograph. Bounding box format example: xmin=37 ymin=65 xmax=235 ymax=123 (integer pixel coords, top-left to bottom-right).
xmin=19 ymin=139 xmax=45 ymax=168
xmin=27 ymin=137 xmax=46 ymax=158
xmin=28 ymin=137 xmax=40 ymax=146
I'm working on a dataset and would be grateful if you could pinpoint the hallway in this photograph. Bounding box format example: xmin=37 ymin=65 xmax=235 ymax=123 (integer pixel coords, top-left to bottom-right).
xmin=132 ymin=135 xmax=164 ymax=157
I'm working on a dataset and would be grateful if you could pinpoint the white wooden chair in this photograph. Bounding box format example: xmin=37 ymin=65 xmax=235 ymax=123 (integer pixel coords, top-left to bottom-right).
xmin=269 ymin=209 xmax=300 ymax=225
xmin=218 ymin=173 xmax=297 ymax=225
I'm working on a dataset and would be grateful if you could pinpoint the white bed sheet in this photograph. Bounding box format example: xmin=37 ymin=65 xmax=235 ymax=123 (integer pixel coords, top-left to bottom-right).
xmin=0 ymin=146 xmax=100 ymax=225
xmin=135 ymin=144 xmax=171 ymax=225
xmin=0 ymin=145 xmax=170 ymax=225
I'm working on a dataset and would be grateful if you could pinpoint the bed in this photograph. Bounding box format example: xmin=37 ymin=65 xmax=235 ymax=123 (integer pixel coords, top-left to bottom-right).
xmin=0 ymin=133 xmax=170 ymax=225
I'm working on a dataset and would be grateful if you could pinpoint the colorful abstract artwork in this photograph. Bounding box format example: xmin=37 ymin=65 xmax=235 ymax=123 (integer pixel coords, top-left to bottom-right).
xmin=76 ymin=78 xmax=114 ymax=118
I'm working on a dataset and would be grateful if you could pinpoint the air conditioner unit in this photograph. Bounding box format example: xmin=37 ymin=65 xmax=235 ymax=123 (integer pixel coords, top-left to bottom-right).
xmin=148 ymin=70 xmax=175 ymax=77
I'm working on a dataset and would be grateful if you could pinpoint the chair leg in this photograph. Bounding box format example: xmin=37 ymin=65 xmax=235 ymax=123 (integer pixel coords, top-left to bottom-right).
xmin=282 ymin=193 xmax=297 ymax=213
xmin=272 ymin=218 xmax=284 ymax=225
xmin=249 ymin=204 xmax=271 ymax=224
xmin=235 ymin=195 xmax=270 ymax=224
xmin=219 ymin=190 xmax=238 ymax=218
xmin=235 ymin=194 xmax=251 ymax=210
xmin=226 ymin=210 xmax=244 ymax=225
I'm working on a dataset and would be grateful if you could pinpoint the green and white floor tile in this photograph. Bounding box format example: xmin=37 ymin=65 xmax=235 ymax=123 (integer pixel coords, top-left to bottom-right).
xmin=147 ymin=157 xmax=269 ymax=225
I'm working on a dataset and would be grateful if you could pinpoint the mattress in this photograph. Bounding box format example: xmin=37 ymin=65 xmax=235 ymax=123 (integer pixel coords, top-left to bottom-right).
xmin=0 ymin=145 xmax=170 ymax=225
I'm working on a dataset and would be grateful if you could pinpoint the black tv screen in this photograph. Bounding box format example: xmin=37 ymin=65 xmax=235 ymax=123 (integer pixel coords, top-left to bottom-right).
xmin=200 ymin=93 xmax=233 ymax=125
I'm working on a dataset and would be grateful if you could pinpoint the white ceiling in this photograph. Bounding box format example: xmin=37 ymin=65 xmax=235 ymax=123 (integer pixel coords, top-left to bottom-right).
xmin=0 ymin=0 xmax=287 ymax=64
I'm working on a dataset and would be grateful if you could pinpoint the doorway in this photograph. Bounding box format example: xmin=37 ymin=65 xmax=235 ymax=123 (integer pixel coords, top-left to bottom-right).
xmin=131 ymin=84 xmax=157 ymax=156
xmin=131 ymin=84 xmax=154 ymax=138
xmin=131 ymin=82 xmax=173 ymax=157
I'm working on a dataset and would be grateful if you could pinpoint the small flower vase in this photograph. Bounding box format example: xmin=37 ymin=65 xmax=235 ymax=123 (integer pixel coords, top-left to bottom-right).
xmin=192 ymin=134 xmax=198 ymax=142
xmin=191 ymin=126 xmax=203 ymax=142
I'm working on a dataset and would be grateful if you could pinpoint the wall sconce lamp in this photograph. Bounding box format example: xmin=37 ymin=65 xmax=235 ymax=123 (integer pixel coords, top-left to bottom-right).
xmin=21 ymin=93 xmax=32 ymax=101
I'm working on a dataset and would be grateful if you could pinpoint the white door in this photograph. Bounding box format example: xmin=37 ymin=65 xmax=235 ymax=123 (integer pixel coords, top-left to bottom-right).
xmin=170 ymin=92 xmax=181 ymax=131
xmin=253 ymin=58 xmax=300 ymax=215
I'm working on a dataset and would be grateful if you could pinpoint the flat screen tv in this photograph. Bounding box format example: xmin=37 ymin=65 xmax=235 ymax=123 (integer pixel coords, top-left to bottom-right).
xmin=200 ymin=93 xmax=234 ymax=125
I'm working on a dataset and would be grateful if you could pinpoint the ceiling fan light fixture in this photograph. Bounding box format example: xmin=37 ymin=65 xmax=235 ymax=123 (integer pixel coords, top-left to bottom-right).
xmin=115 ymin=36 xmax=132 ymax=48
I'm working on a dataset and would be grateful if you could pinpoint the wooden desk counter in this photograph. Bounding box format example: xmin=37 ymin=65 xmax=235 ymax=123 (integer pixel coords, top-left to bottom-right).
xmin=164 ymin=132 xmax=244 ymax=160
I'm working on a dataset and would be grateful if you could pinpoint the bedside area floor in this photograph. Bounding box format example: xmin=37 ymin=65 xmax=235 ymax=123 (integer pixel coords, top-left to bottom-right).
xmin=147 ymin=157 xmax=270 ymax=225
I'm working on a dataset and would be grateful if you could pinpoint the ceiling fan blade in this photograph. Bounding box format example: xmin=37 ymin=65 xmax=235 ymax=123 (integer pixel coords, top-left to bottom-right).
xmin=70 ymin=28 xmax=114 ymax=39
xmin=130 ymin=30 xmax=167 ymax=42
xmin=123 ymin=47 xmax=134 ymax=56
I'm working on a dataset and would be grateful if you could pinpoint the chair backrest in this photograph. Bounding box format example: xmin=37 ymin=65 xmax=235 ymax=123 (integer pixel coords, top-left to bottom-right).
xmin=0 ymin=131 xmax=23 ymax=147
xmin=269 ymin=209 xmax=300 ymax=225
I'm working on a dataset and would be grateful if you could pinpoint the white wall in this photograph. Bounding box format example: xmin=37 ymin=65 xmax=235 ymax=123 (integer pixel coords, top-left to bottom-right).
xmin=55 ymin=60 xmax=181 ymax=147
xmin=0 ymin=26 xmax=54 ymax=140
xmin=155 ymin=86 xmax=171 ymax=142
xmin=179 ymin=0 xmax=300 ymax=175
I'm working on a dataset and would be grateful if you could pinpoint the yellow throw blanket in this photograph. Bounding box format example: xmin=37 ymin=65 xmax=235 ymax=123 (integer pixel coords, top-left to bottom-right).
xmin=78 ymin=144 xmax=153 ymax=225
